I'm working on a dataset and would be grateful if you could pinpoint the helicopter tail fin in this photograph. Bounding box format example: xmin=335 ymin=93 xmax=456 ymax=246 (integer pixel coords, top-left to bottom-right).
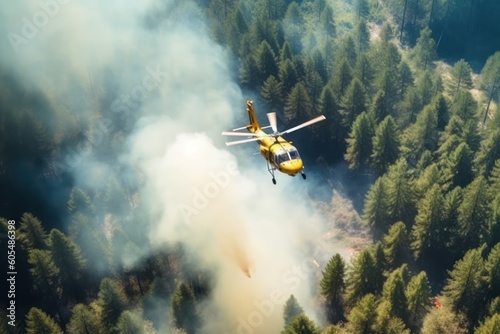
xmin=246 ymin=100 xmax=261 ymax=133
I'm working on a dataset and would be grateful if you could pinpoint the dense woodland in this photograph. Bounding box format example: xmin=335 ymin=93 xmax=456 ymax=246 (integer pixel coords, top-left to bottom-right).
xmin=1 ymin=0 xmax=500 ymax=333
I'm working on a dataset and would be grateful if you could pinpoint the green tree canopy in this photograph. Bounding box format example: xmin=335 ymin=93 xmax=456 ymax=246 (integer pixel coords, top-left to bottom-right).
xmin=320 ymin=253 xmax=346 ymax=323
xmin=283 ymin=295 xmax=304 ymax=327
xmin=25 ymin=307 xmax=63 ymax=334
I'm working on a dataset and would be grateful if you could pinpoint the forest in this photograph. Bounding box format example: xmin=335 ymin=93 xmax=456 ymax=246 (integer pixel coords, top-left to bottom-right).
xmin=1 ymin=0 xmax=500 ymax=333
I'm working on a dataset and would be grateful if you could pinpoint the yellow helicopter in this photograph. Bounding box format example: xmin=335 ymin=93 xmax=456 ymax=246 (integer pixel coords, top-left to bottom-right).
xmin=222 ymin=100 xmax=326 ymax=184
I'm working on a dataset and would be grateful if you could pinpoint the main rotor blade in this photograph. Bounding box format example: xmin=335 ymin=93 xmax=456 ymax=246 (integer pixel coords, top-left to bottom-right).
xmin=267 ymin=112 xmax=278 ymax=133
xmin=221 ymin=131 xmax=262 ymax=137
xmin=225 ymin=137 xmax=262 ymax=146
xmin=280 ymin=115 xmax=326 ymax=135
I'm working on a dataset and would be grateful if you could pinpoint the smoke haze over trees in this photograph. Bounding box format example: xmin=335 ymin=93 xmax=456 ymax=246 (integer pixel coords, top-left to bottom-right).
xmin=1 ymin=0 xmax=500 ymax=333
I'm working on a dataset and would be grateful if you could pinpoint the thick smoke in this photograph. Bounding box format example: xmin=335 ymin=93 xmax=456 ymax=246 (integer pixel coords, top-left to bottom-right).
xmin=1 ymin=0 xmax=346 ymax=332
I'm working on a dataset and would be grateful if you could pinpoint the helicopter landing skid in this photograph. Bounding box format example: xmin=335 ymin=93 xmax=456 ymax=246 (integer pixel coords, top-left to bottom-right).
xmin=266 ymin=160 xmax=277 ymax=185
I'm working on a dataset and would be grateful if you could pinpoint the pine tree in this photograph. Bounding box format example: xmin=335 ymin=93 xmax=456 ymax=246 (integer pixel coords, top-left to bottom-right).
xmin=363 ymin=177 xmax=390 ymax=237
xmin=67 ymin=304 xmax=102 ymax=334
xmin=68 ymin=187 xmax=95 ymax=216
xmin=116 ymin=311 xmax=145 ymax=334
xmin=442 ymin=247 xmax=487 ymax=324
xmin=355 ymin=53 xmax=375 ymax=93
xmin=371 ymin=116 xmax=400 ymax=175
xmin=282 ymin=314 xmax=321 ymax=334
xmin=374 ymin=301 xmax=410 ymax=334
xmin=345 ymin=294 xmax=378 ymax=334
xmin=458 ymin=176 xmax=491 ymax=248
xmin=98 ymin=278 xmax=128 ymax=334
xmin=421 ymin=307 xmax=468 ymax=334
xmin=320 ymin=254 xmax=345 ymax=323
xmin=485 ymin=243 xmax=500 ymax=300
xmin=405 ymin=271 xmax=431 ymax=327
xmin=398 ymin=60 xmax=414 ymax=99
xmin=354 ymin=19 xmax=370 ymax=52
xmin=171 ymin=282 xmax=199 ymax=334
xmin=261 ymin=75 xmax=283 ymax=111
xmin=255 ymin=40 xmax=279 ymax=83
xmin=413 ymin=27 xmax=437 ymax=71
xmin=279 ymin=58 xmax=298 ymax=95
xmin=371 ymin=242 xmax=388 ymax=294
xmin=345 ymin=112 xmax=374 ymax=171
xmin=480 ymin=51 xmax=500 ymax=124
xmin=331 ymin=58 xmax=352 ymax=98
xmin=411 ymin=185 xmax=445 ymax=259
xmin=449 ymin=59 xmax=473 ymax=94
xmin=284 ymin=82 xmax=312 ymax=122
xmin=386 ymin=159 xmax=417 ymax=226
xmin=383 ymin=222 xmax=410 ymax=269
xmin=475 ymin=314 xmax=500 ymax=334
xmin=283 ymin=295 xmax=304 ymax=327
xmin=49 ymin=229 xmax=87 ymax=297
xmin=305 ymin=70 xmax=324 ymax=115
xmin=320 ymin=5 xmax=335 ymax=38
xmin=28 ymin=249 xmax=60 ymax=296
xmin=346 ymin=249 xmax=377 ymax=306
xmin=18 ymin=212 xmax=49 ymax=250
xmin=450 ymin=90 xmax=478 ymax=121
xmin=382 ymin=267 xmax=408 ymax=323
xmin=341 ymin=79 xmax=367 ymax=129
xmin=474 ymin=130 xmax=500 ymax=177
xmin=25 ymin=307 xmax=63 ymax=334
xmin=440 ymin=142 xmax=473 ymax=190
xmin=401 ymin=103 xmax=438 ymax=160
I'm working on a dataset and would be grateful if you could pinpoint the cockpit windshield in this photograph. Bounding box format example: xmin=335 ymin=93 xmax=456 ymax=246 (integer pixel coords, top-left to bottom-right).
xmin=276 ymin=149 xmax=300 ymax=164
xmin=289 ymin=149 xmax=300 ymax=160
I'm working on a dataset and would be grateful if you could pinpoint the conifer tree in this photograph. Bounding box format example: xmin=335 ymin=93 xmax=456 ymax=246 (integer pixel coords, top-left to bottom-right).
xmin=284 ymin=82 xmax=312 ymax=122
xmin=279 ymin=58 xmax=298 ymax=95
xmin=171 ymin=282 xmax=199 ymax=334
xmin=383 ymin=222 xmax=410 ymax=269
xmin=261 ymin=75 xmax=283 ymax=111
xmin=442 ymin=247 xmax=487 ymax=324
xmin=411 ymin=184 xmax=445 ymax=259
xmin=457 ymin=176 xmax=491 ymax=248
xmin=345 ymin=112 xmax=374 ymax=171
xmin=28 ymin=249 xmax=60 ymax=297
xmin=341 ymin=78 xmax=367 ymax=128
xmin=473 ymin=130 xmax=500 ymax=177
xmin=68 ymin=187 xmax=95 ymax=217
xmin=346 ymin=249 xmax=377 ymax=306
xmin=440 ymin=142 xmax=473 ymax=190
xmin=116 ymin=311 xmax=145 ymax=334
xmin=49 ymin=229 xmax=87 ymax=295
xmin=485 ymin=243 xmax=500 ymax=300
xmin=405 ymin=271 xmax=431 ymax=327
xmin=25 ymin=307 xmax=63 ymax=334
xmin=382 ymin=267 xmax=408 ymax=323
xmin=363 ymin=177 xmax=390 ymax=237
xmin=355 ymin=53 xmax=375 ymax=93
xmin=450 ymin=90 xmax=478 ymax=121
xmin=67 ymin=304 xmax=102 ymax=334
xmin=480 ymin=51 xmax=500 ymax=124
xmin=345 ymin=294 xmax=377 ymax=334
xmin=331 ymin=58 xmax=352 ymax=98
xmin=374 ymin=301 xmax=410 ymax=334
xmin=320 ymin=254 xmax=345 ymax=323
xmin=18 ymin=212 xmax=49 ymax=250
xmin=98 ymin=278 xmax=128 ymax=334
xmin=255 ymin=40 xmax=278 ymax=83
xmin=450 ymin=59 xmax=473 ymax=94
xmin=283 ymin=295 xmax=304 ymax=327
xmin=421 ymin=307 xmax=467 ymax=334
xmin=475 ymin=314 xmax=500 ymax=334
xmin=386 ymin=159 xmax=417 ymax=226
xmin=398 ymin=60 xmax=414 ymax=98
xmin=413 ymin=27 xmax=437 ymax=71
xmin=371 ymin=116 xmax=400 ymax=175
xmin=282 ymin=314 xmax=321 ymax=334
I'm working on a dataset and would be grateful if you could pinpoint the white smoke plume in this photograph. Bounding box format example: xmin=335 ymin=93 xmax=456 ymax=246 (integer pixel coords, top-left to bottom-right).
xmin=1 ymin=0 xmax=345 ymax=332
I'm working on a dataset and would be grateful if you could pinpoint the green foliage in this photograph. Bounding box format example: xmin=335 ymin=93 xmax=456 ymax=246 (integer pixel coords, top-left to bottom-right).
xmin=458 ymin=176 xmax=491 ymax=248
xmin=49 ymin=229 xmax=87 ymax=291
xmin=480 ymin=51 xmax=500 ymax=123
xmin=345 ymin=294 xmax=377 ymax=334
xmin=412 ymin=27 xmax=437 ymax=71
xmin=421 ymin=307 xmax=468 ymax=334
xmin=411 ymin=184 xmax=445 ymax=259
xmin=68 ymin=187 xmax=95 ymax=216
xmin=474 ymin=130 xmax=500 ymax=177
xmin=386 ymin=159 xmax=417 ymax=226
xmin=383 ymin=221 xmax=410 ymax=269
xmin=284 ymin=82 xmax=312 ymax=122
xmin=442 ymin=247 xmax=487 ymax=324
xmin=363 ymin=177 xmax=390 ymax=236
xmin=28 ymin=249 xmax=60 ymax=295
xmin=371 ymin=116 xmax=400 ymax=175
xmin=405 ymin=271 xmax=431 ymax=327
xmin=261 ymin=75 xmax=283 ymax=111
xmin=346 ymin=249 xmax=377 ymax=306
xmin=171 ymin=282 xmax=199 ymax=334
xmin=18 ymin=212 xmax=49 ymax=251
xmin=25 ymin=307 xmax=63 ymax=334
xmin=345 ymin=112 xmax=374 ymax=171
xmin=449 ymin=59 xmax=473 ymax=93
xmin=281 ymin=314 xmax=321 ymax=334
xmin=484 ymin=243 xmax=500 ymax=299
xmin=67 ymin=304 xmax=103 ymax=334
xmin=382 ymin=267 xmax=408 ymax=323
xmin=320 ymin=254 xmax=346 ymax=323
xmin=475 ymin=314 xmax=500 ymax=334
xmin=283 ymin=295 xmax=304 ymax=328
xmin=116 ymin=311 xmax=146 ymax=334
xmin=98 ymin=278 xmax=129 ymax=334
